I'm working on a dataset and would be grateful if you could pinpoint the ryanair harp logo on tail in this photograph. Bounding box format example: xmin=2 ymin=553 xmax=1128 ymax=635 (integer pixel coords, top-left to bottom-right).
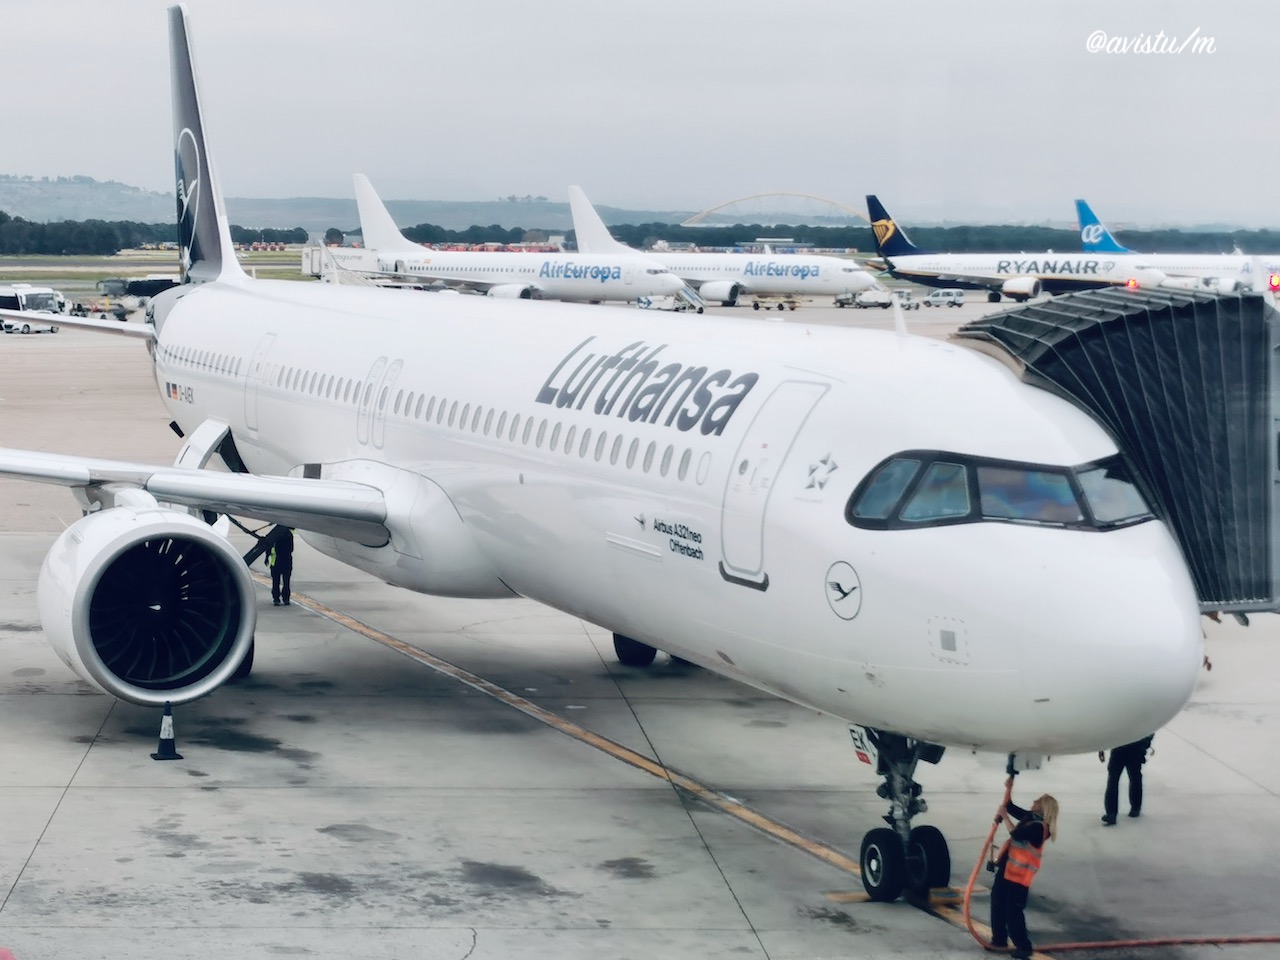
xmin=872 ymin=218 xmax=897 ymax=249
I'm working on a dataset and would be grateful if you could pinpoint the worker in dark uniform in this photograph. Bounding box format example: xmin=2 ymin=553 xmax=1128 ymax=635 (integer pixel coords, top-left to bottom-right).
xmin=1100 ymin=734 xmax=1154 ymax=825
xmin=266 ymin=526 xmax=294 ymax=606
xmin=990 ymin=777 xmax=1058 ymax=960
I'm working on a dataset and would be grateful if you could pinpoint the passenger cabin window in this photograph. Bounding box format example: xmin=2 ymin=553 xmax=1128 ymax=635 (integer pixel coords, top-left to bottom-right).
xmin=847 ymin=452 xmax=1151 ymax=531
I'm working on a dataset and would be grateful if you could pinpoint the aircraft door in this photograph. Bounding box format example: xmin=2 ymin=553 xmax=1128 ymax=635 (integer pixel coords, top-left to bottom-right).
xmin=356 ymin=356 xmax=387 ymax=445
xmin=371 ymin=359 xmax=403 ymax=449
xmin=624 ymin=264 xmax=634 ymax=286
xmin=243 ymin=333 xmax=276 ymax=432
xmin=719 ymin=380 xmax=829 ymax=589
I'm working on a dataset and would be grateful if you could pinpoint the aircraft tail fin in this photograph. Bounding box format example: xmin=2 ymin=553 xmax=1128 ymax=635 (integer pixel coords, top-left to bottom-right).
xmin=567 ymin=186 xmax=635 ymax=255
xmin=353 ymin=174 xmax=415 ymax=253
xmin=1075 ymin=199 xmax=1131 ymax=253
xmin=866 ymin=195 xmax=923 ymax=259
xmin=169 ymin=4 xmax=245 ymax=284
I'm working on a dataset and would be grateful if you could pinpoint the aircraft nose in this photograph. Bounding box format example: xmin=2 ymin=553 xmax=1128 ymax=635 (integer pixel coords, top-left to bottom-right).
xmin=658 ymin=272 xmax=686 ymax=294
xmin=1028 ymin=523 xmax=1202 ymax=749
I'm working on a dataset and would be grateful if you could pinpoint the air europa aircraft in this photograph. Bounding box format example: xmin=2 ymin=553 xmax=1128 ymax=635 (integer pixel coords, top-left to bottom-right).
xmin=0 ymin=6 xmax=1203 ymax=904
xmin=568 ymin=185 xmax=878 ymax=307
xmin=352 ymin=174 xmax=701 ymax=308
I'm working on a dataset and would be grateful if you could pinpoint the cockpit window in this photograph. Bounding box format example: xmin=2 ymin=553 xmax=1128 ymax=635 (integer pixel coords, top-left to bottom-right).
xmin=847 ymin=450 xmax=1152 ymax=532
xmin=978 ymin=465 xmax=1082 ymax=524
xmin=901 ymin=461 xmax=970 ymax=522
xmin=851 ymin=457 xmax=920 ymax=519
xmin=1076 ymin=459 xmax=1151 ymax=525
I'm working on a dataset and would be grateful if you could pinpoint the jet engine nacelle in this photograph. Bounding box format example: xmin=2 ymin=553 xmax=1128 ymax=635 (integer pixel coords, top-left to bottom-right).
xmin=38 ymin=506 xmax=256 ymax=706
xmin=1204 ymin=276 xmax=1245 ymax=294
xmin=487 ymin=284 xmax=535 ymax=300
xmin=1000 ymin=277 xmax=1042 ymax=301
xmin=698 ymin=280 xmax=741 ymax=306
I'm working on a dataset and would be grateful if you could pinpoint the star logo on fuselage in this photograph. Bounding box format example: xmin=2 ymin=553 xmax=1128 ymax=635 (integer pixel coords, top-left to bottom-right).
xmin=807 ymin=453 xmax=838 ymax=490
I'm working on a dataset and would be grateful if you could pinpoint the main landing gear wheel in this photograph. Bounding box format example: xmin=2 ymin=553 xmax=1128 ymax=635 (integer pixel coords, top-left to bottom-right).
xmin=231 ymin=638 xmax=255 ymax=680
xmin=613 ymin=633 xmax=657 ymax=667
xmin=851 ymin=728 xmax=950 ymax=901
xmin=860 ymin=828 xmax=907 ymax=902
xmin=906 ymin=824 xmax=951 ymax=892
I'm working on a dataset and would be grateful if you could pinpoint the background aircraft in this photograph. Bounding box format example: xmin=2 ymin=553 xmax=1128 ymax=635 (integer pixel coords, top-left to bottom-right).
xmin=0 ymin=6 xmax=1203 ymax=906
xmin=569 ymin=185 xmax=878 ymax=307
xmin=352 ymin=175 xmax=701 ymax=308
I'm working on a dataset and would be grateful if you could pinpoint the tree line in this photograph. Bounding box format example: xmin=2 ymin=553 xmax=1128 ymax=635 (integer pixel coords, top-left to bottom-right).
xmin=385 ymin=219 xmax=1280 ymax=255
xmin=0 ymin=211 xmax=306 ymax=255
xmin=5 ymin=205 xmax=1279 ymax=256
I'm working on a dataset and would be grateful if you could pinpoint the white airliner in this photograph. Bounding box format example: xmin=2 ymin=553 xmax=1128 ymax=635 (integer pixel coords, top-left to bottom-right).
xmin=0 ymin=6 xmax=1204 ymax=904
xmin=1076 ymin=198 xmax=1280 ymax=293
xmin=569 ymin=186 xmax=878 ymax=307
xmin=351 ymin=174 xmax=700 ymax=308
xmin=871 ymin=195 xmax=1273 ymax=302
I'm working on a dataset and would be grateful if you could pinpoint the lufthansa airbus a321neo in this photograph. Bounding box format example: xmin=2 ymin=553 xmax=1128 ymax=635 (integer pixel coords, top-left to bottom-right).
xmin=0 ymin=6 xmax=1203 ymax=904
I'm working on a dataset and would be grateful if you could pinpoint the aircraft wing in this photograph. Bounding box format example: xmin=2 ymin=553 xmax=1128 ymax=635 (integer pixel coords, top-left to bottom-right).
xmin=0 ymin=447 xmax=389 ymax=545
xmin=0 ymin=307 xmax=156 ymax=339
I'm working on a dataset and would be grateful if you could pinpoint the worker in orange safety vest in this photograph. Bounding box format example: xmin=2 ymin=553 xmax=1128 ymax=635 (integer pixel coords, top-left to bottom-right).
xmin=990 ymin=777 xmax=1059 ymax=959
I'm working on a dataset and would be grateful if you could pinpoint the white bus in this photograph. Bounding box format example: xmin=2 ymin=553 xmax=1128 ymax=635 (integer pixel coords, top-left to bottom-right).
xmin=0 ymin=283 xmax=63 ymax=334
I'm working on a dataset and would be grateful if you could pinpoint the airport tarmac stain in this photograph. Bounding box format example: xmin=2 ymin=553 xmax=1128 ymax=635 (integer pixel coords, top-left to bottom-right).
xmin=317 ymin=823 xmax=402 ymax=843
xmin=456 ymin=860 xmax=575 ymax=899
xmin=598 ymin=857 xmax=656 ymax=879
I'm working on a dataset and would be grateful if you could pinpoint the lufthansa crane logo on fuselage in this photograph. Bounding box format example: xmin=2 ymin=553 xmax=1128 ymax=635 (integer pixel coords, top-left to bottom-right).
xmin=825 ymin=561 xmax=862 ymax=620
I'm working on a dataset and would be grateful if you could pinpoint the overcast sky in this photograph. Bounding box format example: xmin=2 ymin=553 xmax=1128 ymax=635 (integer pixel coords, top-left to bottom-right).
xmin=6 ymin=0 xmax=1275 ymax=226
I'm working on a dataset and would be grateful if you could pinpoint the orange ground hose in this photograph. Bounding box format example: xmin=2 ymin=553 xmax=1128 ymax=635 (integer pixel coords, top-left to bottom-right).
xmin=960 ymin=778 xmax=1280 ymax=954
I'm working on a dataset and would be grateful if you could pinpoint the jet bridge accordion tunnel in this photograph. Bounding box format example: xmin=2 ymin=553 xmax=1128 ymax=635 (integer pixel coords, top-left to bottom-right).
xmin=954 ymin=288 xmax=1280 ymax=613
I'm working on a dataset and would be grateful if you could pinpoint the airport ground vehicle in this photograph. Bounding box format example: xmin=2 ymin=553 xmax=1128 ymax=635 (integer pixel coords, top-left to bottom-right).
xmin=0 ymin=284 xmax=63 ymax=333
xmin=923 ymin=289 xmax=966 ymax=307
xmin=751 ymin=295 xmax=801 ymax=311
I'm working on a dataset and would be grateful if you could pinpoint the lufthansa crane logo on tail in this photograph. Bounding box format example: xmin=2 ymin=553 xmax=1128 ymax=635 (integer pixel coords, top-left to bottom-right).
xmin=175 ymin=126 xmax=201 ymax=275
xmin=871 ymin=218 xmax=897 ymax=248
xmin=1080 ymin=224 xmax=1104 ymax=244
xmin=825 ymin=561 xmax=862 ymax=620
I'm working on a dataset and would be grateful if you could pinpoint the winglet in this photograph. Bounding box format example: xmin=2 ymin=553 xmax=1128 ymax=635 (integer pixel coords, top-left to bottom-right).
xmin=168 ymin=5 xmax=245 ymax=284
xmin=1075 ymin=199 xmax=1131 ymax=253
xmin=865 ymin=195 xmax=924 ymax=260
xmin=567 ymin=186 xmax=634 ymax=255
xmin=353 ymin=174 xmax=415 ymax=253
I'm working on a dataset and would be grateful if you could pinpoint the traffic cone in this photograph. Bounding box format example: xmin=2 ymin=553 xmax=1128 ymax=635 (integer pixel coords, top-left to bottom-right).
xmin=150 ymin=702 xmax=184 ymax=761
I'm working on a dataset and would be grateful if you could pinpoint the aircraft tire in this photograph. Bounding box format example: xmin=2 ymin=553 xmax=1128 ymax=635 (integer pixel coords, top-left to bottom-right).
xmin=231 ymin=638 xmax=255 ymax=680
xmin=753 ymin=302 xmax=761 ymax=310
xmin=21 ymin=324 xmax=30 ymax=334
xmin=987 ymin=291 xmax=1001 ymax=303
xmin=613 ymin=633 xmax=657 ymax=667
xmin=905 ymin=824 xmax=951 ymax=892
xmin=860 ymin=828 xmax=907 ymax=902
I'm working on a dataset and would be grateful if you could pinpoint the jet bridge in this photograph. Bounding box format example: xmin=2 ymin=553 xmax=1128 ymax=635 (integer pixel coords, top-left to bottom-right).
xmin=954 ymin=288 xmax=1280 ymax=613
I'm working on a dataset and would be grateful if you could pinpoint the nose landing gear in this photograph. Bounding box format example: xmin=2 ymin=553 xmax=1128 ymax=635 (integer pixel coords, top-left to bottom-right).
xmin=851 ymin=727 xmax=950 ymax=901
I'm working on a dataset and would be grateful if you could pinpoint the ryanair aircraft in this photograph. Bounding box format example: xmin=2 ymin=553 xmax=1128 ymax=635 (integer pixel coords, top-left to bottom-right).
xmin=0 ymin=6 xmax=1203 ymax=905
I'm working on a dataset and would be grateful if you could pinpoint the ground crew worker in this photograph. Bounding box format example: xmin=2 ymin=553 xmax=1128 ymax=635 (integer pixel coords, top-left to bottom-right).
xmin=990 ymin=777 xmax=1058 ymax=960
xmin=266 ymin=526 xmax=294 ymax=606
xmin=1099 ymin=734 xmax=1154 ymax=824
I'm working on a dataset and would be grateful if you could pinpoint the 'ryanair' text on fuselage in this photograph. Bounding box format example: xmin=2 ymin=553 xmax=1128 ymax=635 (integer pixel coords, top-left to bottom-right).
xmin=992 ymin=259 xmax=1108 ymax=275
xmin=536 ymin=337 xmax=759 ymax=436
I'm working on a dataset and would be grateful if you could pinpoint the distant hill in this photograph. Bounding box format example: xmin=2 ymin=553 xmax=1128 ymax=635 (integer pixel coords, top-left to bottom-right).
xmin=0 ymin=174 xmax=694 ymax=234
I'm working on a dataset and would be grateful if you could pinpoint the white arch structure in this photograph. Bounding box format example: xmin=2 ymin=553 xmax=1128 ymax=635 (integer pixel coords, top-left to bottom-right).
xmin=681 ymin=192 xmax=869 ymax=227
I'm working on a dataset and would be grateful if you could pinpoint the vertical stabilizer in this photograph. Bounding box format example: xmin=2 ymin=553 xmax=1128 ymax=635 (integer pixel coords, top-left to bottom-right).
xmin=865 ymin=196 xmax=924 ymax=259
xmin=1075 ymin=199 xmax=1132 ymax=253
xmin=169 ymin=5 xmax=245 ymax=283
xmin=567 ymin=186 xmax=635 ymax=255
xmin=353 ymin=175 xmax=415 ymax=253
